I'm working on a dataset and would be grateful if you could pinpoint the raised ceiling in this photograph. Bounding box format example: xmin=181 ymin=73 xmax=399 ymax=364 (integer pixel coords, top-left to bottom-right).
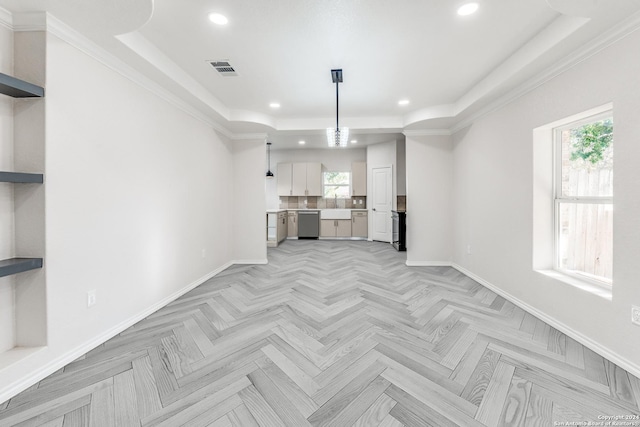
xmin=1 ymin=0 xmax=639 ymax=149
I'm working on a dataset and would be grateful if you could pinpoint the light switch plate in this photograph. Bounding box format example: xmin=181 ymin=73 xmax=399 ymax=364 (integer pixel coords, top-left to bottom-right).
xmin=632 ymin=306 xmax=640 ymax=326
xmin=87 ymin=290 xmax=97 ymax=308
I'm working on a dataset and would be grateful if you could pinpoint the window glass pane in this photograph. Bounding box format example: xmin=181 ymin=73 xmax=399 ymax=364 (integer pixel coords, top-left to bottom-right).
xmin=561 ymin=117 xmax=613 ymax=197
xmin=323 ymin=172 xmax=350 ymax=198
xmin=324 ymin=185 xmax=350 ymax=198
xmin=558 ymin=202 xmax=613 ymax=281
xmin=324 ymin=172 xmax=350 ymax=185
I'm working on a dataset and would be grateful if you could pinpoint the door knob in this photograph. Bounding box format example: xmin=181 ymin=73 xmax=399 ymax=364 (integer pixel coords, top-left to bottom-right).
xmin=373 ymin=208 xmax=376 ymax=211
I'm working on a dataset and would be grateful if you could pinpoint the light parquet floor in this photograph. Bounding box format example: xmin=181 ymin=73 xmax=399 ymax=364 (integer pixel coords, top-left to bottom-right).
xmin=1 ymin=240 xmax=639 ymax=426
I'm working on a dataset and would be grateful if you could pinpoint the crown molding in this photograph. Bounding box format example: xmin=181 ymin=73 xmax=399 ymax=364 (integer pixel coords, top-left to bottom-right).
xmin=450 ymin=9 xmax=640 ymax=134
xmin=0 ymin=6 xmax=12 ymax=30
xmin=402 ymin=129 xmax=452 ymax=137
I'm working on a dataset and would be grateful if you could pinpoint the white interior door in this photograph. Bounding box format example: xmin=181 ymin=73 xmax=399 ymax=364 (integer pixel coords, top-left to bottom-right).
xmin=371 ymin=166 xmax=392 ymax=242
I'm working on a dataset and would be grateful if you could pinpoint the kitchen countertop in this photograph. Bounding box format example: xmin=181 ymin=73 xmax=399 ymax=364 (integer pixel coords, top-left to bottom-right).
xmin=268 ymin=208 xmax=368 ymax=213
xmin=284 ymin=208 xmax=368 ymax=211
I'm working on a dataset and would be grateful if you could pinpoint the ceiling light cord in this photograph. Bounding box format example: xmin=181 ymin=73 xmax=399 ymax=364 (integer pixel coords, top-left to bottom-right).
xmin=336 ymin=75 xmax=340 ymax=133
xmin=266 ymin=141 xmax=274 ymax=178
xmin=327 ymin=69 xmax=348 ymax=147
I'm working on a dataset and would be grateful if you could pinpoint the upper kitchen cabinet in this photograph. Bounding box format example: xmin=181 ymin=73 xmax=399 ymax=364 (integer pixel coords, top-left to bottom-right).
xmin=292 ymin=162 xmax=322 ymax=196
xmin=351 ymin=162 xmax=366 ymax=196
xmin=277 ymin=163 xmax=293 ymax=196
xmin=306 ymin=162 xmax=322 ymax=196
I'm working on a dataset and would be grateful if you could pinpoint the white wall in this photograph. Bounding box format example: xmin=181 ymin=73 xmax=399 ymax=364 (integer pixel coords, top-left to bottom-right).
xmin=451 ymin=28 xmax=640 ymax=374
xmin=396 ymin=139 xmax=406 ymax=196
xmin=0 ymin=29 xmax=240 ymax=401
xmin=0 ymin=22 xmax=15 ymax=353
xmin=233 ymin=140 xmax=267 ymax=263
xmin=405 ymin=135 xmax=453 ymax=265
xmin=265 ymin=147 xmax=366 ymax=209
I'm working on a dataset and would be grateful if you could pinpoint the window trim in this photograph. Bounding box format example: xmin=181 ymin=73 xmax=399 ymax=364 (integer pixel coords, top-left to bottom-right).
xmin=552 ymin=111 xmax=613 ymax=288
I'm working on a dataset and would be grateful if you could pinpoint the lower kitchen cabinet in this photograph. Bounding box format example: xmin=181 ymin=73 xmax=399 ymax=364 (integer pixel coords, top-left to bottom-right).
xmin=277 ymin=211 xmax=287 ymax=242
xmin=321 ymin=219 xmax=351 ymax=238
xmin=351 ymin=211 xmax=368 ymax=238
xmin=287 ymin=211 xmax=298 ymax=237
xmin=267 ymin=211 xmax=288 ymax=247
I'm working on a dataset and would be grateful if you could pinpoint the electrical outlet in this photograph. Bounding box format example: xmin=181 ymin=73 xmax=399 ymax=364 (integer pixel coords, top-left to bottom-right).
xmin=201 ymin=248 xmax=206 ymax=259
xmin=87 ymin=290 xmax=97 ymax=308
xmin=632 ymin=306 xmax=640 ymax=326
xmin=467 ymin=244 xmax=472 ymax=255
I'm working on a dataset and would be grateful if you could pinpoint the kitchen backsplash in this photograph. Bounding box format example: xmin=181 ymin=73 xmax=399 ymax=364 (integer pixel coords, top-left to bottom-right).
xmin=279 ymin=196 xmax=367 ymax=209
xmin=397 ymin=195 xmax=406 ymax=211
xmin=278 ymin=196 xmax=406 ymax=210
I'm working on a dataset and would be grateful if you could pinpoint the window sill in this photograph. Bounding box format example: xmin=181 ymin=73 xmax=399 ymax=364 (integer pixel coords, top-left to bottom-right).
xmin=536 ymin=270 xmax=612 ymax=301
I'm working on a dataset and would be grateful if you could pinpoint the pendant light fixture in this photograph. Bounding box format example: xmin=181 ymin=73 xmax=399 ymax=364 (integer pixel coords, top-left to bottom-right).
xmin=266 ymin=141 xmax=274 ymax=178
xmin=327 ymin=69 xmax=349 ymax=147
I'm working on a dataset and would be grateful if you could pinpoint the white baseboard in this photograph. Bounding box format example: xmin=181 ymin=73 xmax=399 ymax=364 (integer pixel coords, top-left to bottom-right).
xmin=0 ymin=260 xmax=238 ymax=403
xmin=406 ymin=260 xmax=452 ymax=267
xmin=233 ymin=259 xmax=268 ymax=265
xmin=451 ymin=263 xmax=640 ymax=379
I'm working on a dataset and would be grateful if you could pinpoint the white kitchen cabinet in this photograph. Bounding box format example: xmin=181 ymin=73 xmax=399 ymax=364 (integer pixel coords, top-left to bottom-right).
xmin=336 ymin=220 xmax=351 ymax=237
xmin=306 ymin=162 xmax=322 ymax=196
xmin=351 ymin=211 xmax=368 ymax=238
xmin=277 ymin=163 xmax=293 ymax=196
xmin=321 ymin=219 xmax=352 ymax=237
xmin=267 ymin=211 xmax=288 ymax=247
xmin=351 ymin=162 xmax=366 ymax=196
xmin=320 ymin=219 xmax=334 ymax=237
xmin=277 ymin=211 xmax=288 ymax=242
xmin=287 ymin=211 xmax=298 ymax=238
xmin=291 ymin=162 xmax=322 ymax=196
xmin=292 ymin=163 xmax=307 ymax=196
xmin=267 ymin=213 xmax=277 ymax=247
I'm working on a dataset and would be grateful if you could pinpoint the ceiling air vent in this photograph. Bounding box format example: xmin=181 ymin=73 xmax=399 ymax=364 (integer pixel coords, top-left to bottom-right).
xmin=208 ymin=60 xmax=238 ymax=76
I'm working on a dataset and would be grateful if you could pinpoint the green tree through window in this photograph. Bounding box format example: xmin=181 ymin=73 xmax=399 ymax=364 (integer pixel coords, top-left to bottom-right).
xmin=570 ymin=118 xmax=613 ymax=165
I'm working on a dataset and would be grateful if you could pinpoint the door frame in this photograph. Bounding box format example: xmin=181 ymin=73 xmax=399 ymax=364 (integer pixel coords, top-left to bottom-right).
xmin=370 ymin=164 xmax=393 ymax=243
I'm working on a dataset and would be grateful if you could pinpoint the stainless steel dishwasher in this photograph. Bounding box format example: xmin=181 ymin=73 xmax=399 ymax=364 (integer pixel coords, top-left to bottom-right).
xmin=297 ymin=210 xmax=319 ymax=239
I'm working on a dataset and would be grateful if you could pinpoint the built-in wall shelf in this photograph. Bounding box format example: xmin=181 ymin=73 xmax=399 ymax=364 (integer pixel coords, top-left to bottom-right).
xmin=0 ymin=258 xmax=43 ymax=278
xmin=0 ymin=72 xmax=44 ymax=98
xmin=0 ymin=171 xmax=43 ymax=183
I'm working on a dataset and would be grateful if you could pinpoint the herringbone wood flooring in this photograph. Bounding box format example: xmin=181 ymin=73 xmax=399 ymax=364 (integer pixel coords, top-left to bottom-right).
xmin=1 ymin=240 xmax=639 ymax=426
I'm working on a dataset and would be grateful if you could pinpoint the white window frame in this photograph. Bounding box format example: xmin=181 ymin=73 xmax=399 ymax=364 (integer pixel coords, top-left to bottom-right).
xmin=552 ymin=111 xmax=613 ymax=287
xmin=323 ymin=171 xmax=351 ymax=199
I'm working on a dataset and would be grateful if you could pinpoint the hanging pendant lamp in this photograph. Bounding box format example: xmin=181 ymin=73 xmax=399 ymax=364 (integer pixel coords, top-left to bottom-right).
xmin=266 ymin=141 xmax=274 ymax=178
xmin=327 ymin=69 xmax=349 ymax=147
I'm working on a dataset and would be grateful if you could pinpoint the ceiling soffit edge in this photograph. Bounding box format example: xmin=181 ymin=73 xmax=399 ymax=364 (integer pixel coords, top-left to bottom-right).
xmin=450 ymin=9 xmax=640 ymax=135
xmin=4 ymin=7 xmax=640 ymax=141
xmin=4 ymin=10 xmax=237 ymax=140
xmin=231 ymin=132 xmax=269 ymax=141
xmin=403 ymin=130 xmax=452 ymax=137
xmin=116 ymin=31 xmax=231 ymax=119
xmin=12 ymin=11 xmax=47 ymax=31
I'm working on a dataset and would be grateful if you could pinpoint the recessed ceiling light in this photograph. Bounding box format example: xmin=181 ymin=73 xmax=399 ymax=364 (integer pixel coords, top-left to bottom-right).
xmin=350 ymin=140 xmax=358 ymax=144
xmin=208 ymin=13 xmax=228 ymax=25
xmin=298 ymin=140 xmax=306 ymax=145
xmin=398 ymin=99 xmax=410 ymax=106
xmin=457 ymin=3 xmax=479 ymax=16
xmin=269 ymin=103 xmax=280 ymax=108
